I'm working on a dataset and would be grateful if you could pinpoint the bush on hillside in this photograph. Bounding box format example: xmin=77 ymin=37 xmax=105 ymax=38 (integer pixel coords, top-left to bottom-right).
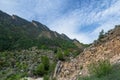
xmin=64 ymin=50 xmax=70 ymax=57
xmin=88 ymin=59 xmax=112 ymax=77
xmin=34 ymin=63 xmax=45 ymax=76
xmin=43 ymin=75 xmax=49 ymax=80
xmin=41 ymin=56 xmax=50 ymax=71
xmin=98 ymin=29 xmax=104 ymax=40
xmin=5 ymin=73 xmax=22 ymax=80
xmin=56 ymin=49 xmax=64 ymax=61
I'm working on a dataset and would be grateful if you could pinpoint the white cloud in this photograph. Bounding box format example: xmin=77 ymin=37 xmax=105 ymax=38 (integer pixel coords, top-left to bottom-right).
xmin=49 ymin=0 xmax=120 ymax=43
xmin=0 ymin=0 xmax=120 ymax=44
xmin=0 ymin=0 xmax=18 ymax=13
xmin=91 ymin=0 xmax=120 ymax=39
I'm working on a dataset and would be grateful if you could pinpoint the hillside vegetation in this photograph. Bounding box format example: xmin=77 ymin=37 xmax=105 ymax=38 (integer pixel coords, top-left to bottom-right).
xmin=0 ymin=10 xmax=88 ymax=80
xmin=79 ymin=60 xmax=120 ymax=80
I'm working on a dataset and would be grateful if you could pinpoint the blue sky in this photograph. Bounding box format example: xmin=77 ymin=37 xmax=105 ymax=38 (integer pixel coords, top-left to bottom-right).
xmin=0 ymin=0 xmax=120 ymax=43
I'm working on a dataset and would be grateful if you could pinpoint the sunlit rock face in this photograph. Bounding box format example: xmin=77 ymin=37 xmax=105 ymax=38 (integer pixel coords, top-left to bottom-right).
xmin=57 ymin=25 xmax=120 ymax=80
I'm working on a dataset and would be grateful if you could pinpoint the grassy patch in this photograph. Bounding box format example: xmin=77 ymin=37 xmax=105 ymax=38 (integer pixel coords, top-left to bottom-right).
xmin=79 ymin=60 xmax=120 ymax=80
xmin=88 ymin=59 xmax=112 ymax=77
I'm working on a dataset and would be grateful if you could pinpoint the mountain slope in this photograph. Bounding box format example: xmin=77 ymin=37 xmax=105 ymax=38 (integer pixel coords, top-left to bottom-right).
xmin=57 ymin=25 xmax=120 ymax=80
xmin=0 ymin=10 xmax=88 ymax=80
xmin=0 ymin=10 xmax=84 ymax=51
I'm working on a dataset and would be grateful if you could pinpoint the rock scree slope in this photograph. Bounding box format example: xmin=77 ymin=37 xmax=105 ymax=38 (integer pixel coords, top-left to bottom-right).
xmin=57 ymin=25 xmax=120 ymax=80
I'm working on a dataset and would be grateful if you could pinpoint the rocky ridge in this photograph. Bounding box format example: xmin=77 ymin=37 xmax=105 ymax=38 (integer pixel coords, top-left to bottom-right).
xmin=0 ymin=10 xmax=84 ymax=51
xmin=57 ymin=25 xmax=120 ymax=80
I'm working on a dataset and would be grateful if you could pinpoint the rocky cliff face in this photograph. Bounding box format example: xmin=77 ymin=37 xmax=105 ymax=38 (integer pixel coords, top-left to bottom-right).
xmin=57 ymin=25 xmax=120 ymax=80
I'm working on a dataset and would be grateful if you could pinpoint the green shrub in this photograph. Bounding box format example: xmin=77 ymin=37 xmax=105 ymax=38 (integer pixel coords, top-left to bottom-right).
xmin=98 ymin=29 xmax=104 ymax=40
xmin=49 ymin=62 xmax=56 ymax=75
xmin=34 ymin=56 xmax=50 ymax=76
xmin=34 ymin=63 xmax=45 ymax=76
xmin=88 ymin=59 xmax=112 ymax=77
xmin=6 ymin=74 xmax=22 ymax=80
xmin=79 ymin=62 xmax=120 ymax=80
xmin=64 ymin=50 xmax=70 ymax=56
xmin=56 ymin=50 xmax=64 ymax=61
xmin=41 ymin=56 xmax=50 ymax=71
xmin=43 ymin=75 xmax=49 ymax=80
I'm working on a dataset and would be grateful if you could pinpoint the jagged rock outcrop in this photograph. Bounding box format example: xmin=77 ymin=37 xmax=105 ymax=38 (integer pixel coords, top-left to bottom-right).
xmin=73 ymin=39 xmax=83 ymax=48
xmin=53 ymin=61 xmax=63 ymax=78
xmin=57 ymin=25 xmax=120 ymax=80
